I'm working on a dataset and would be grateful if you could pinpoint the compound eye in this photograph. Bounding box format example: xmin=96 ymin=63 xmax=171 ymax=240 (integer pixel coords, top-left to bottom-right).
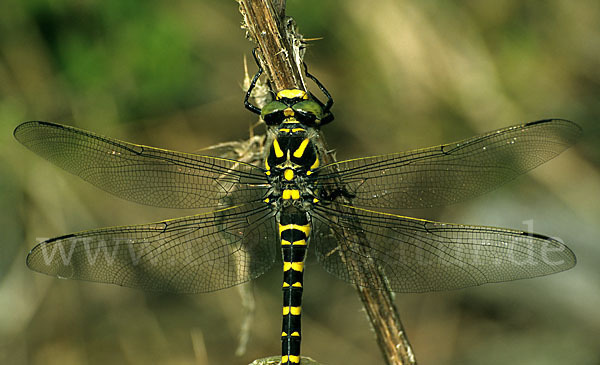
xmin=292 ymin=100 xmax=323 ymax=126
xmin=261 ymin=101 xmax=287 ymax=125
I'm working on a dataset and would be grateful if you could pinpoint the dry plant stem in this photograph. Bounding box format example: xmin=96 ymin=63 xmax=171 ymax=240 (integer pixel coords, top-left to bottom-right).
xmin=356 ymin=282 xmax=416 ymax=365
xmin=238 ymin=1 xmax=416 ymax=364
xmin=239 ymin=0 xmax=304 ymax=91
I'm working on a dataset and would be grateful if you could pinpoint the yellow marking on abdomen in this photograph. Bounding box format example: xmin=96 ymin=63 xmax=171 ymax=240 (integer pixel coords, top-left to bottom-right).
xmin=283 ymin=306 xmax=301 ymax=315
xmin=278 ymin=224 xmax=311 ymax=237
xmin=282 ymin=189 xmax=300 ymax=200
xmin=291 ymin=331 xmax=300 ymax=336
xmin=293 ymin=138 xmax=310 ymax=158
xmin=292 ymin=282 xmax=302 ymax=287
xmin=273 ymin=139 xmax=284 ymax=158
xmin=281 ymin=355 xmax=301 ymax=364
xmin=280 ymin=237 xmax=304 ymax=246
xmin=292 ymin=128 xmax=305 ymax=132
xmin=292 ymin=239 xmax=306 ymax=246
xmin=283 ymin=262 xmax=304 ymax=272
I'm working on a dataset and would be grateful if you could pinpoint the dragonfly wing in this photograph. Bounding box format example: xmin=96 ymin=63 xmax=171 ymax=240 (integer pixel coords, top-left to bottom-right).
xmin=311 ymin=204 xmax=575 ymax=292
xmin=14 ymin=121 xmax=268 ymax=209
xmin=26 ymin=202 xmax=277 ymax=293
xmin=315 ymin=119 xmax=581 ymax=209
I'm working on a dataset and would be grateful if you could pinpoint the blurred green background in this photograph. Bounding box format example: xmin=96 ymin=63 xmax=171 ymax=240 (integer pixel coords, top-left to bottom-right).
xmin=1 ymin=0 xmax=599 ymax=364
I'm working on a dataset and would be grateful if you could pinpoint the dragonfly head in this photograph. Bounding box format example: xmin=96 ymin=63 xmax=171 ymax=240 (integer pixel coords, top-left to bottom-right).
xmin=261 ymin=89 xmax=325 ymax=128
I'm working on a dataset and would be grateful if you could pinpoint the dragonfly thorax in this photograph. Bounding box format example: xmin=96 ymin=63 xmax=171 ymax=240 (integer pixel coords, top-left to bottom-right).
xmin=265 ymin=128 xmax=319 ymax=172
xmin=263 ymin=123 xmax=320 ymax=209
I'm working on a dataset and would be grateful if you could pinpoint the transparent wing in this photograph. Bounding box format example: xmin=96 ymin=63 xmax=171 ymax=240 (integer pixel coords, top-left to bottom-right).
xmin=311 ymin=204 xmax=575 ymax=293
xmin=315 ymin=119 xmax=581 ymax=209
xmin=14 ymin=121 xmax=268 ymax=209
xmin=26 ymin=202 xmax=278 ymax=293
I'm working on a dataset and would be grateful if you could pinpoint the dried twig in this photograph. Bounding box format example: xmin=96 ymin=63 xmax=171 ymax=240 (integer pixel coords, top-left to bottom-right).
xmin=238 ymin=1 xmax=416 ymax=364
xmin=239 ymin=0 xmax=304 ymax=91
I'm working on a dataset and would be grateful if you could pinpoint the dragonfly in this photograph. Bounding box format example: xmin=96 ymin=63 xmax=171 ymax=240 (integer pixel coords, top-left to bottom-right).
xmin=15 ymin=64 xmax=580 ymax=365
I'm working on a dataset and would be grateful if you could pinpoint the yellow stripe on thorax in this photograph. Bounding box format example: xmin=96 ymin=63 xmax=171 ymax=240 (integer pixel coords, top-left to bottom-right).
xmin=310 ymin=155 xmax=319 ymax=170
xmin=273 ymin=139 xmax=284 ymax=158
xmin=293 ymin=138 xmax=310 ymax=158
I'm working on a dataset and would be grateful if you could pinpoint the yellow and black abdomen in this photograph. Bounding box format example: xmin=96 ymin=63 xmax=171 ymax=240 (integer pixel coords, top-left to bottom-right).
xmin=263 ymin=120 xmax=321 ymax=364
xmin=279 ymin=209 xmax=310 ymax=365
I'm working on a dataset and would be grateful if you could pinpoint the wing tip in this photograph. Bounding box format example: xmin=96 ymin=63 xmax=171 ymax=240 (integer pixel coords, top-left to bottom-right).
xmin=13 ymin=121 xmax=37 ymax=140
xmin=520 ymin=231 xmax=577 ymax=271
xmin=524 ymin=118 xmax=582 ymax=137
xmin=14 ymin=121 xmax=65 ymax=142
